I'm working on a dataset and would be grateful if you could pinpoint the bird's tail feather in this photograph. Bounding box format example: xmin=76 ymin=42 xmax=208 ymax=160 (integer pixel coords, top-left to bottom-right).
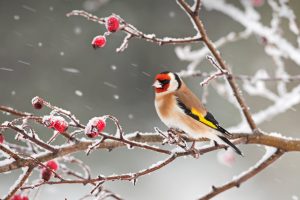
xmin=218 ymin=135 xmax=243 ymax=156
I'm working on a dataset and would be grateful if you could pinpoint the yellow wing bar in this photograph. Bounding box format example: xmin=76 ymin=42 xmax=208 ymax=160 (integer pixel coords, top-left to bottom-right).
xmin=191 ymin=108 xmax=217 ymax=129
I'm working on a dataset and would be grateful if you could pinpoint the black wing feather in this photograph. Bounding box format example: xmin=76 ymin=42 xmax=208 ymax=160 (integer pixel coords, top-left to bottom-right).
xmin=205 ymin=112 xmax=232 ymax=137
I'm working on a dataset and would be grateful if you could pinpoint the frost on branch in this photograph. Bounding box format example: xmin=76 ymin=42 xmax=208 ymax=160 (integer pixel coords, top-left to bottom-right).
xmin=2 ymin=0 xmax=300 ymax=199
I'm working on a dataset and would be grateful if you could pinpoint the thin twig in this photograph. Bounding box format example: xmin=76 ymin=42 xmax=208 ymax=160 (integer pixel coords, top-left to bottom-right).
xmin=198 ymin=149 xmax=284 ymax=200
xmin=3 ymin=166 xmax=34 ymax=200
xmin=66 ymin=10 xmax=203 ymax=52
xmin=177 ymin=0 xmax=258 ymax=132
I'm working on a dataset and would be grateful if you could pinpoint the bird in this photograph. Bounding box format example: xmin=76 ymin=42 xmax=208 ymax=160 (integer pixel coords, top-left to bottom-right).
xmin=153 ymin=71 xmax=242 ymax=155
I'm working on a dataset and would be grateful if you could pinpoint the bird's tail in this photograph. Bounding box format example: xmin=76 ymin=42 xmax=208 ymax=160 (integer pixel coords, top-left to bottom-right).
xmin=218 ymin=135 xmax=243 ymax=156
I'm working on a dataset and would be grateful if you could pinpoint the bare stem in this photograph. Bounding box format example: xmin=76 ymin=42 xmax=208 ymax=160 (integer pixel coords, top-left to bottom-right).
xmin=198 ymin=149 xmax=284 ymax=200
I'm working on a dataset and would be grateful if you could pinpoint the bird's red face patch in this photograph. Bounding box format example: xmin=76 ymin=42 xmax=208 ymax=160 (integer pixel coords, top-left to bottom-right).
xmin=153 ymin=73 xmax=171 ymax=93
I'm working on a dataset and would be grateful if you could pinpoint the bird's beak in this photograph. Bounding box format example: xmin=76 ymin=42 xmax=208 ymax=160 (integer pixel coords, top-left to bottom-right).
xmin=152 ymin=80 xmax=162 ymax=88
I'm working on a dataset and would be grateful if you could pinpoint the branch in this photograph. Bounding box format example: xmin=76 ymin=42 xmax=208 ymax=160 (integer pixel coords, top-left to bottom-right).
xmin=177 ymin=0 xmax=258 ymax=132
xmin=200 ymin=55 xmax=228 ymax=86
xmin=66 ymin=10 xmax=203 ymax=52
xmin=1 ymin=130 xmax=300 ymax=174
xmin=3 ymin=166 xmax=34 ymax=200
xmin=198 ymin=148 xmax=284 ymax=200
xmin=179 ymin=70 xmax=300 ymax=82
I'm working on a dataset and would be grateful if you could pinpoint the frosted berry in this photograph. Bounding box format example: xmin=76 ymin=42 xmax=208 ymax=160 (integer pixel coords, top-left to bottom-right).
xmin=11 ymin=195 xmax=22 ymax=200
xmin=96 ymin=118 xmax=106 ymax=132
xmin=92 ymin=35 xmax=106 ymax=49
xmin=106 ymin=16 xmax=120 ymax=32
xmin=0 ymin=134 xmax=4 ymax=144
xmin=85 ymin=117 xmax=106 ymax=138
xmin=46 ymin=160 xmax=59 ymax=171
xmin=43 ymin=116 xmax=68 ymax=133
xmin=53 ymin=119 xmax=68 ymax=133
xmin=31 ymin=96 xmax=44 ymax=109
xmin=41 ymin=168 xmax=52 ymax=181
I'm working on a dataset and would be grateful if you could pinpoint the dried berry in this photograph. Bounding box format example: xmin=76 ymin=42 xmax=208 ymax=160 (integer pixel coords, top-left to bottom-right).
xmin=91 ymin=35 xmax=106 ymax=49
xmin=31 ymin=96 xmax=44 ymax=109
xmin=86 ymin=131 xmax=99 ymax=138
xmin=41 ymin=168 xmax=52 ymax=181
xmin=106 ymin=16 xmax=120 ymax=32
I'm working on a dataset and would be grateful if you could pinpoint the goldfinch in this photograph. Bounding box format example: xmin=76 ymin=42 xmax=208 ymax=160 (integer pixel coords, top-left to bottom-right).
xmin=153 ymin=71 xmax=242 ymax=155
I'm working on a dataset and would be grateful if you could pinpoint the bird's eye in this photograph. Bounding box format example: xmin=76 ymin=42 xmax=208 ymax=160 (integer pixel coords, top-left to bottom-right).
xmin=159 ymin=79 xmax=170 ymax=85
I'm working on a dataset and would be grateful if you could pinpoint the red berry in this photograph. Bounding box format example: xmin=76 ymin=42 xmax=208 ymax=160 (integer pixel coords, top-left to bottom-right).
xmin=106 ymin=16 xmax=120 ymax=32
xmin=11 ymin=195 xmax=22 ymax=200
xmin=0 ymin=134 xmax=4 ymax=144
xmin=43 ymin=116 xmax=68 ymax=133
xmin=31 ymin=96 xmax=44 ymax=109
xmin=85 ymin=117 xmax=106 ymax=138
xmin=96 ymin=118 xmax=106 ymax=132
xmin=41 ymin=168 xmax=52 ymax=181
xmin=46 ymin=160 xmax=59 ymax=171
xmin=91 ymin=35 xmax=106 ymax=49
xmin=22 ymin=196 xmax=29 ymax=200
xmin=53 ymin=119 xmax=68 ymax=133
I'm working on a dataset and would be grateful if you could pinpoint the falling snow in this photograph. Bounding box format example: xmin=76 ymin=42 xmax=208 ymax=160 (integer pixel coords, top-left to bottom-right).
xmin=22 ymin=5 xmax=36 ymax=13
xmin=128 ymin=114 xmax=134 ymax=119
xmin=104 ymin=82 xmax=117 ymax=89
xmin=17 ymin=60 xmax=31 ymax=66
xmin=60 ymin=51 xmax=65 ymax=56
xmin=0 ymin=68 xmax=13 ymax=72
xmin=13 ymin=15 xmax=20 ymax=20
xmin=111 ymin=65 xmax=117 ymax=70
xmin=142 ymin=71 xmax=151 ymax=77
xmin=169 ymin=11 xmax=175 ymax=18
xmin=62 ymin=68 xmax=80 ymax=74
xmin=75 ymin=90 xmax=83 ymax=96
xmin=74 ymin=26 xmax=82 ymax=35
xmin=38 ymin=42 xmax=43 ymax=47
xmin=113 ymin=94 xmax=119 ymax=100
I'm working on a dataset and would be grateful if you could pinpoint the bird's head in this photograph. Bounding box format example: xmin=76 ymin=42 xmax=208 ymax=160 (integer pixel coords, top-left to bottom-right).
xmin=153 ymin=71 xmax=182 ymax=94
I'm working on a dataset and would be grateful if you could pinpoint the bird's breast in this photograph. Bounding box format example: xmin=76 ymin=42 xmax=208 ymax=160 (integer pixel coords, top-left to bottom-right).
xmin=155 ymin=94 xmax=211 ymax=138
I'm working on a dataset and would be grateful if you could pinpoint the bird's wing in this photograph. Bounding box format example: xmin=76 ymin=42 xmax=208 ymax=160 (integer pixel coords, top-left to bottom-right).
xmin=175 ymin=85 xmax=231 ymax=137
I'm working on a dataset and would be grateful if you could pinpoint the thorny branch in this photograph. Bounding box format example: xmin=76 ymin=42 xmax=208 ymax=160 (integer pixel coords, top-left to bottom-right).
xmin=66 ymin=10 xmax=203 ymax=52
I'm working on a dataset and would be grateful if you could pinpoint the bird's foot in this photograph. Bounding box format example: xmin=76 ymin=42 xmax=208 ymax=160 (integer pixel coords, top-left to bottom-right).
xmin=166 ymin=128 xmax=188 ymax=150
xmin=189 ymin=141 xmax=200 ymax=159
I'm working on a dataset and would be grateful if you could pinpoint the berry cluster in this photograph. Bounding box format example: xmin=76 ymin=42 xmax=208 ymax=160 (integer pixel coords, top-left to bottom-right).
xmin=43 ymin=115 xmax=68 ymax=133
xmin=84 ymin=117 xmax=106 ymax=138
xmin=11 ymin=194 xmax=29 ymax=200
xmin=41 ymin=160 xmax=59 ymax=181
xmin=91 ymin=15 xmax=120 ymax=49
